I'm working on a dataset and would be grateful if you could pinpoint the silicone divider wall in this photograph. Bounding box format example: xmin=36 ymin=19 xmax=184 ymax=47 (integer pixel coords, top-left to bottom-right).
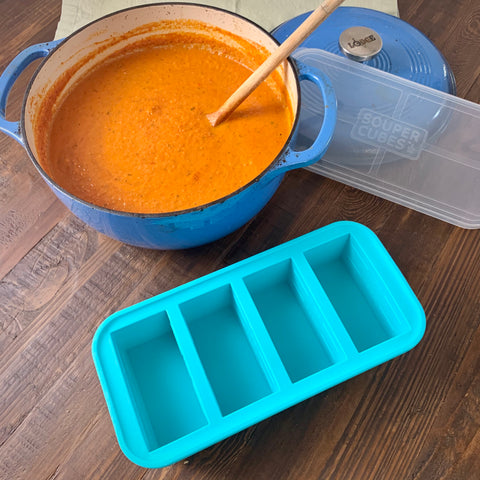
xmin=167 ymin=304 xmax=223 ymax=422
xmin=242 ymin=258 xmax=347 ymax=383
xmin=230 ymin=278 xmax=292 ymax=390
xmin=291 ymin=253 xmax=358 ymax=358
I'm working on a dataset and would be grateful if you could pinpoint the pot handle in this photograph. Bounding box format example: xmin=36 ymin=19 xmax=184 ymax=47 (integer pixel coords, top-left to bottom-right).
xmin=269 ymin=60 xmax=337 ymax=177
xmin=0 ymin=39 xmax=62 ymax=146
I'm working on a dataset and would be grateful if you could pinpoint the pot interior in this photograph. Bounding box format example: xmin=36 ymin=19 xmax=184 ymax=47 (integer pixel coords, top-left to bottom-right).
xmin=24 ymin=3 xmax=300 ymax=170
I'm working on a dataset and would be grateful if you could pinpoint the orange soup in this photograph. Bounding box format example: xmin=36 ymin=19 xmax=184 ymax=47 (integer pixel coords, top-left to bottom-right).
xmin=38 ymin=24 xmax=294 ymax=213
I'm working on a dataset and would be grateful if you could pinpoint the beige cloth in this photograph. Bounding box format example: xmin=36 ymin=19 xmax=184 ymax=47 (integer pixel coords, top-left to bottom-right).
xmin=55 ymin=1 xmax=398 ymax=39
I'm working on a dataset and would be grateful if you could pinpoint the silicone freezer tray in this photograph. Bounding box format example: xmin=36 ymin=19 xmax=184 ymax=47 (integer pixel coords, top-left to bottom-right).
xmin=92 ymin=221 xmax=425 ymax=468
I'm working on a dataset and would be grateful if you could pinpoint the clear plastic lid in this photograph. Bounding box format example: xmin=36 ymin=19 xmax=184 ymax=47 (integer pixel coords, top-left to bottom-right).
xmin=293 ymin=48 xmax=480 ymax=228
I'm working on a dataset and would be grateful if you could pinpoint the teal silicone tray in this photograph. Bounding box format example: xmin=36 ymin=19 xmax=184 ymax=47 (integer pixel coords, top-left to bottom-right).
xmin=92 ymin=221 xmax=425 ymax=468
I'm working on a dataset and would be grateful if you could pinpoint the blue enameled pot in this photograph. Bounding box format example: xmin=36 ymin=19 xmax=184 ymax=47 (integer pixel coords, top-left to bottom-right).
xmin=0 ymin=3 xmax=336 ymax=249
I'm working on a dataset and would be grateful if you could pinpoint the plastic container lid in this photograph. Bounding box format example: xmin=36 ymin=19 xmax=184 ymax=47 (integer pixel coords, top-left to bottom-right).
xmin=273 ymin=7 xmax=456 ymax=94
xmin=271 ymin=7 xmax=479 ymax=228
xmin=283 ymin=47 xmax=480 ymax=228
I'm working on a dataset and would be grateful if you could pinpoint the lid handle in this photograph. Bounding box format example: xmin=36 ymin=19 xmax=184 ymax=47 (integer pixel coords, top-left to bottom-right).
xmin=339 ymin=26 xmax=382 ymax=62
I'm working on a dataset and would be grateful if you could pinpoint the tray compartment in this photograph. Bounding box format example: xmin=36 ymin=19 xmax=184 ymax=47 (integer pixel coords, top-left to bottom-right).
xmin=243 ymin=259 xmax=337 ymax=383
xmin=303 ymin=234 xmax=400 ymax=352
xmin=112 ymin=311 xmax=208 ymax=452
xmin=179 ymin=285 xmax=273 ymax=416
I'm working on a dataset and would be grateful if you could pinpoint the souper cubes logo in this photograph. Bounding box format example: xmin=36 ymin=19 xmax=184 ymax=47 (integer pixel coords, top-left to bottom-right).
xmin=351 ymin=108 xmax=428 ymax=160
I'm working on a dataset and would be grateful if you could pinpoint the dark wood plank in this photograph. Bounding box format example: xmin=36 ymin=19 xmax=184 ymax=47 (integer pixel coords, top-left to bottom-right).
xmin=399 ymin=0 xmax=480 ymax=101
xmin=0 ymin=0 xmax=66 ymax=280
xmin=0 ymin=1 xmax=479 ymax=479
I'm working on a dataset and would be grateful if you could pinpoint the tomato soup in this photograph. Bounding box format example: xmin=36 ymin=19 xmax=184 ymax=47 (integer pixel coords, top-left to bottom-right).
xmin=37 ymin=23 xmax=294 ymax=213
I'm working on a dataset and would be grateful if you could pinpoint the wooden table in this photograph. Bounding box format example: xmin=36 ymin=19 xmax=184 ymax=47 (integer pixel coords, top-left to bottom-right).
xmin=0 ymin=1 xmax=479 ymax=478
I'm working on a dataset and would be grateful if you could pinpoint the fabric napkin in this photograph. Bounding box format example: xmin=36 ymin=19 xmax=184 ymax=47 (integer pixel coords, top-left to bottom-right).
xmin=55 ymin=0 xmax=399 ymax=39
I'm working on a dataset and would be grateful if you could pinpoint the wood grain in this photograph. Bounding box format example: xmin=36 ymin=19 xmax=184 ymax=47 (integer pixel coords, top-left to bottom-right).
xmin=0 ymin=0 xmax=66 ymax=281
xmin=0 ymin=0 xmax=479 ymax=479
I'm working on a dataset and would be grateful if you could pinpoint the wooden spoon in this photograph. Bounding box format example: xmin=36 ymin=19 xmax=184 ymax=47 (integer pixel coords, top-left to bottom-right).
xmin=207 ymin=0 xmax=345 ymax=127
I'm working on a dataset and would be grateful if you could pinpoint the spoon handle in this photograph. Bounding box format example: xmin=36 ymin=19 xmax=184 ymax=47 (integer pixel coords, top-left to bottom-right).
xmin=207 ymin=0 xmax=345 ymax=127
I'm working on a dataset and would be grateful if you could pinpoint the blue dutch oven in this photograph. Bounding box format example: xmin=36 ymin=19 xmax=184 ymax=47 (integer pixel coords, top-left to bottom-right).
xmin=0 ymin=3 xmax=336 ymax=249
